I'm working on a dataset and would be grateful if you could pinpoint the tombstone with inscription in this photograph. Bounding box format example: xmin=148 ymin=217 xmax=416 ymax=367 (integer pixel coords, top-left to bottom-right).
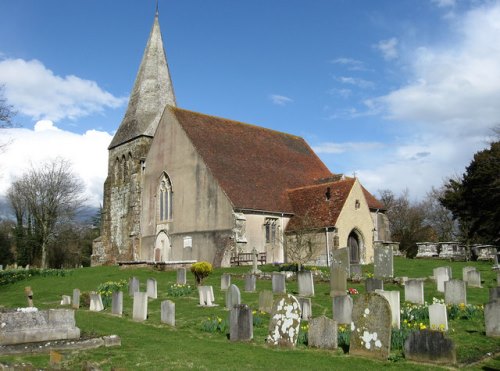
xmin=404 ymin=279 xmax=424 ymax=305
xmin=267 ymin=294 xmax=302 ymax=347
xmin=374 ymin=244 xmax=393 ymax=279
xmin=297 ymin=271 xmax=315 ymax=297
xmin=444 ymin=279 xmax=467 ymax=305
xmin=230 ymin=304 xmax=253 ymax=341
xmin=225 ymin=284 xmax=241 ymax=310
xmin=308 ymin=315 xmax=337 ymax=349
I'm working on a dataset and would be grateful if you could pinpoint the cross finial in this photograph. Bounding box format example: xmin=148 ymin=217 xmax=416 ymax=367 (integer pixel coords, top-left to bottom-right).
xmin=156 ymin=0 xmax=159 ymax=15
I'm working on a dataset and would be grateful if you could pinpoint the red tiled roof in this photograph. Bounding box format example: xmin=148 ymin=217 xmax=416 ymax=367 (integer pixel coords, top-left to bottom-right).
xmin=170 ymin=106 xmax=333 ymax=213
xmin=362 ymin=186 xmax=386 ymax=210
xmin=286 ymin=178 xmax=356 ymax=232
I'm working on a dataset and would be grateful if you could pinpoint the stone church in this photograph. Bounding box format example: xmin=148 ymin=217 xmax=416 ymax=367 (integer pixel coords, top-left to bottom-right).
xmin=91 ymin=11 xmax=391 ymax=267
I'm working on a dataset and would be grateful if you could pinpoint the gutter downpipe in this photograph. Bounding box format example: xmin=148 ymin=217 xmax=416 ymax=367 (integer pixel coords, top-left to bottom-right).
xmin=325 ymin=227 xmax=330 ymax=267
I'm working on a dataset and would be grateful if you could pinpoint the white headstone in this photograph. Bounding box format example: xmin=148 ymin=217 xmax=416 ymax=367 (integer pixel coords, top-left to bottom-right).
xmin=434 ymin=267 xmax=451 ymax=293
xmin=375 ymin=290 xmax=401 ymax=329
xmin=272 ymin=272 xmax=286 ymax=294
xmin=221 ymin=273 xmax=231 ymax=291
xmin=466 ymin=270 xmax=482 ymax=288
xmin=297 ymin=271 xmax=315 ymax=297
xmin=444 ymin=279 xmax=467 ymax=305
xmin=404 ymin=279 xmax=424 ymax=305
xmin=89 ymin=292 xmax=104 ymax=312
xmin=462 ymin=266 xmax=476 ymax=283
xmin=176 ymin=268 xmax=187 ymax=285
xmin=429 ymin=303 xmax=448 ymax=331
xmin=147 ymin=278 xmax=158 ymax=299
xmin=198 ymin=286 xmax=216 ymax=307
xmin=225 ymin=284 xmax=241 ymax=310
xmin=133 ymin=292 xmax=148 ymax=321
xmin=161 ymin=300 xmax=175 ymax=326
xmin=332 ymin=295 xmax=353 ymax=325
xmin=244 ymin=274 xmax=256 ymax=292
xmin=298 ymin=297 xmax=312 ymax=320
xmin=72 ymin=289 xmax=80 ymax=309
xmin=60 ymin=295 xmax=71 ymax=306
xmin=112 ymin=291 xmax=123 ymax=316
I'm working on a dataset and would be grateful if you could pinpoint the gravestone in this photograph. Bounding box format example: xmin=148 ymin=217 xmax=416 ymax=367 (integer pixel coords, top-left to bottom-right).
xmin=404 ymin=279 xmax=424 ymax=305
xmin=225 ymin=284 xmax=241 ymax=310
xmin=489 ymin=287 xmax=500 ymax=302
xmin=444 ymin=279 xmax=467 ymax=305
xmin=272 ymin=272 xmax=286 ymax=294
xmin=112 ymin=291 xmax=123 ymax=316
xmin=89 ymin=292 xmax=104 ymax=312
xmin=198 ymin=286 xmax=216 ymax=307
xmin=25 ymin=286 xmax=34 ymax=307
xmin=330 ymin=264 xmax=347 ymax=297
xmin=267 ymin=294 xmax=302 ymax=347
xmin=259 ymin=290 xmax=274 ymax=313
xmin=161 ymin=300 xmax=175 ymax=326
xmin=146 ymin=278 xmax=157 ymax=299
xmin=365 ymin=278 xmax=383 ymax=293
xmin=244 ymin=274 xmax=256 ymax=292
xmin=221 ymin=273 xmax=231 ymax=291
xmin=133 ymin=292 xmax=148 ymax=321
xmin=462 ymin=266 xmax=476 ymax=283
xmin=297 ymin=271 xmax=315 ymax=297
xmin=250 ymin=247 xmax=262 ymax=274
xmin=230 ymin=304 xmax=253 ymax=341
xmin=485 ymin=299 xmax=500 ymax=337
xmin=129 ymin=277 xmax=140 ymax=297
xmin=308 ymin=316 xmax=337 ymax=349
xmin=298 ymin=297 xmax=312 ymax=320
xmin=375 ymin=290 xmax=400 ymax=329
xmin=332 ymin=294 xmax=353 ymax=325
xmin=429 ymin=303 xmax=448 ymax=331
xmin=72 ymin=289 xmax=80 ymax=309
xmin=350 ymin=264 xmax=362 ymax=280
xmin=466 ymin=270 xmax=482 ymax=288
xmin=404 ymin=330 xmax=456 ymax=365
xmin=349 ymin=293 xmax=392 ymax=360
xmin=434 ymin=267 xmax=451 ymax=292
xmin=374 ymin=244 xmax=394 ymax=279
xmin=60 ymin=295 xmax=71 ymax=306
xmin=176 ymin=268 xmax=187 ymax=285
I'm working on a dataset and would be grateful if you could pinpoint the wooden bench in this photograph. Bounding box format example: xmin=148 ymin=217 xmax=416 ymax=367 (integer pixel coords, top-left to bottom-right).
xmin=230 ymin=252 xmax=267 ymax=266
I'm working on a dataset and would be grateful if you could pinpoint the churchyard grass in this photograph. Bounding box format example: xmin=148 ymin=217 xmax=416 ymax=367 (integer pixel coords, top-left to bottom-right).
xmin=0 ymin=257 xmax=498 ymax=370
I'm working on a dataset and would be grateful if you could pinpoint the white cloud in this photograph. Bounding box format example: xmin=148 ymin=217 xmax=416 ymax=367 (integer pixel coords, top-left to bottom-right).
xmin=0 ymin=58 xmax=126 ymax=122
xmin=313 ymin=141 xmax=384 ymax=154
xmin=269 ymin=94 xmax=293 ymax=106
xmin=0 ymin=121 xmax=112 ymax=207
xmin=331 ymin=57 xmax=366 ymax=71
xmin=337 ymin=76 xmax=374 ymax=89
xmin=374 ymin=38 xmax=399 ymax=60
xmin=431 ymin=0 xmax=456 ymax=8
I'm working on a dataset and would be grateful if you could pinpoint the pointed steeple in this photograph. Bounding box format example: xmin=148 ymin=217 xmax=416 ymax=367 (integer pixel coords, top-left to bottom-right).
xmin=109 ymin=11 xmax=176 ymax=149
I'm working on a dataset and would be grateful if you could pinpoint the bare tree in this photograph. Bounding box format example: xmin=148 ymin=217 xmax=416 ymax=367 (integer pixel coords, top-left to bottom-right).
xmin=421 ymin=186 xmax=459 ymax=241
xmin=0 ymin=84 xmax=16 ymax=127
xmin=285 ymin=213 xmax=323 ymax=268
xmin=7 ymin=158 xmax=86 ymax=268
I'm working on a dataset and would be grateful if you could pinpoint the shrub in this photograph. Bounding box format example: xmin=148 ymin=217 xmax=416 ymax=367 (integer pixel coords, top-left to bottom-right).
xmin=96 ymin=279 xmax=127 ymax=308
xmin=0 ymin=268 xmax=70 ymax=286
xmin=190 ymin=262 xmax=213 ymax=285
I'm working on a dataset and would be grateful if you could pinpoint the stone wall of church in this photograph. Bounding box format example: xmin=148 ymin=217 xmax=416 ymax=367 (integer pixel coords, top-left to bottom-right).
xmin=91 ymin=137 xmax=152 ymax=265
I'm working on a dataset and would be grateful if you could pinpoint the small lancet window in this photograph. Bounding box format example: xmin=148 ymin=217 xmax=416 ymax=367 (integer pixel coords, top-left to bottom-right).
xmin=158 ymin=173 xmax=173 ymax=221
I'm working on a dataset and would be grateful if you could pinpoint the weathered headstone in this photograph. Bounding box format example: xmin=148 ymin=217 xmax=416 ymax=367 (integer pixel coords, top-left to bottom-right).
xmin=198 ymin=285 xmax=216 ymax=307
xmin=404 ymin=330 xmax=456 ymax=365
xmin=146 ymin=278 xmax=158 ymax=299
xmin=176 ymin=268 xmax=187 ymax=285
xmin=350 ymin=264 xmax=362 ymax=280
xmin=72 ymin=289 xmax=80 ymax=309
xmin=330 ymin=264 xmax=347 ymax=297
xmin=221 ymin=273 xmax=231 ymax=291
xmin=349 ymin=293 xmax=392 ymax=360
xmin=259 ymin=290 xmax=274 ymax=313
xmin=489 ymin=287 xmax=500 ymax=302
xmin=161 ymin=300 xmax=175 ymax=326
xmin=429 ymin=303 xmax=448 ymax=331
xmin=308 ymin=316 xmax=337 ymax=349
xmin=332 ymin=247 xmax=350 ymax=275
xmin=462 ymin=266 xmax=476 ymax=283
xmin=375 ymin=290 xmax=401 ymax=329
xmin=332 ymin=294 xmax=353 ymax=325
xmin=133 ymin=292 xmax=148 ymax=321
xmin=444 ymin=279 xmax=467 ymax=305
xmin=129 ymin=277 xmax=140 ymax=297
xmin=374 ymin=244 xmax=394 ymax=279
xmin=230 ymin=304 xmax=253 ymax=341
xmin=267 ymin=294 xmax=302 ymax=347
xmin=404 ymin=279 xmax=424 ymax=305
xmin=89 ymin=292 xmax=104 ymax=312
xmin=112 ymin=291 xmax=123 ymax=316
xmin=244 ymin=274 xmax=256 ymax=292
xmin=485 ymin=299 xmax=500 ymax=337
xmin=434 ymin=267 xmax=451 ymax=293
xmin=272 ymin=272 xmax=286 ymax=294
xmin=225 ymin=284 xmax=241 ymax=310
xmin=24 ymin=286 xmax=33 ymax=307
xmin=298 ymin=297 xmax=312 ymax=320
xmin=60 ymin=295 xmax=71 ymax=306
xmin=466 ymin=270 xmax=482 ymax=288
xmin=365 ymin=278 xmax=383 ymax=293
xmin=297 ymin=271 xmax=315 ymax=297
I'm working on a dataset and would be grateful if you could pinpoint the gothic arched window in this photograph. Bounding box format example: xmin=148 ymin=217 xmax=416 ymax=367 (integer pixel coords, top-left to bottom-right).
xmin=158 ymin=173 xmax=173 ymax=221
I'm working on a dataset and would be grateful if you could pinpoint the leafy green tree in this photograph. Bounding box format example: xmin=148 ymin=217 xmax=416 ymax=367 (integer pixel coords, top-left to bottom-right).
xmin=440 ymin=141 xmax=500 ymax=244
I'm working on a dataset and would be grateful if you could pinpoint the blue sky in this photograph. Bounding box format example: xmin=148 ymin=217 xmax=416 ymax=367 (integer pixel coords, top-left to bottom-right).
xmin=1 ymin=0 xmax=499 ymax=206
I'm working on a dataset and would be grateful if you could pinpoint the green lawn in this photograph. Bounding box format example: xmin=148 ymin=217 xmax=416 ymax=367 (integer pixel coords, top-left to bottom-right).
xmin=0 ymin=257 xmax=499 ymax=370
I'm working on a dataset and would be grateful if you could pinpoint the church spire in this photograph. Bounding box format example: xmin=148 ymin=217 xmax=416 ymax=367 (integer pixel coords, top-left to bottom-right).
xmin=109 ymin=10 xmax=176 ymax=149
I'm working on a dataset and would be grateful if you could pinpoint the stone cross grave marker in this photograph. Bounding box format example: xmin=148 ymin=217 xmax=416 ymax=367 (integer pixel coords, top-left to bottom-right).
xmin=332 ymin=294 xmax=353 ymax=325
xmin=349 ymin=292 xmax=392 ymax=360
xmin=308 ymin=315 xmax=337 ymax=350
xmin=250 ymin=247 xmax=262 ymax=274
xmin=129 ymin=277 xmax=140 ymax=297
xmin=72 ymin=289 xmax=80 ymax=309
xmin=298 ymin=297 xmax=312 ymax=320
xmin=404 ymin=330 xmax=456 ymax=365
xmin=147 ymin=278 xmax=157 ymax=299
xmin=198 ymin=285 xmax=216 ymax=307
xmin=444 ymin=279 xmax=467 ymax=305
xmin=375 ymin=290 xmax=401 ymax=329
xmin=485 ymin=299 xmax=500 ymax=337
xmin=404 ymin=279 xmax=424 ymax=305
xmin=267 ymin=294 xmax=302 ymax=347
xmin=221 ymin=273 xmax=231 ymax=291
xmin=89 ymin=292 xmax=104 ymax=312
xmin=133 ymin=292 xmax=148 ymax=321
xmin=259 ymin=290 xmax=274 ymax=313
xmin=297 ymin=271 xmax=315 ymax=297
xmin=230 ymin=304 xmax=253 ymax=341
xmin=272 ymin=272 xmax=286 ymax=294
xmin=112 ymin=291 xmax=123 ymax=316
xmin=161 ymin=300 xmax=175 ymax=326
xmin=429 ymin=303 xmax=448 ymax=331
xmin=244 ymin=274 xmax=256 ymax=292
xmin=365 ymin=278 xmax=383 ymax=293
xmin=225 ymin=284 xmax=241 ymax=310
xmin=176 ymin=268 xmax=186 ymax=285
xmin=433 ymin=267 xmax=451 ymax=293
xmin=374 ymin=244 xmax=394 ymax=279
xmin=462 ymin=266 xmax=476 ymax=283
xmin=466 ymin=270 xmax=482 ymax=288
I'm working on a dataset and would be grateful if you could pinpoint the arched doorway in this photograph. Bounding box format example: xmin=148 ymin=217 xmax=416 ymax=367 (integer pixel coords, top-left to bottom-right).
xmin=154 ymin=231 xmax=171 ymax=262
xmin=348 ymin=230 xmax=362 ymax=264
